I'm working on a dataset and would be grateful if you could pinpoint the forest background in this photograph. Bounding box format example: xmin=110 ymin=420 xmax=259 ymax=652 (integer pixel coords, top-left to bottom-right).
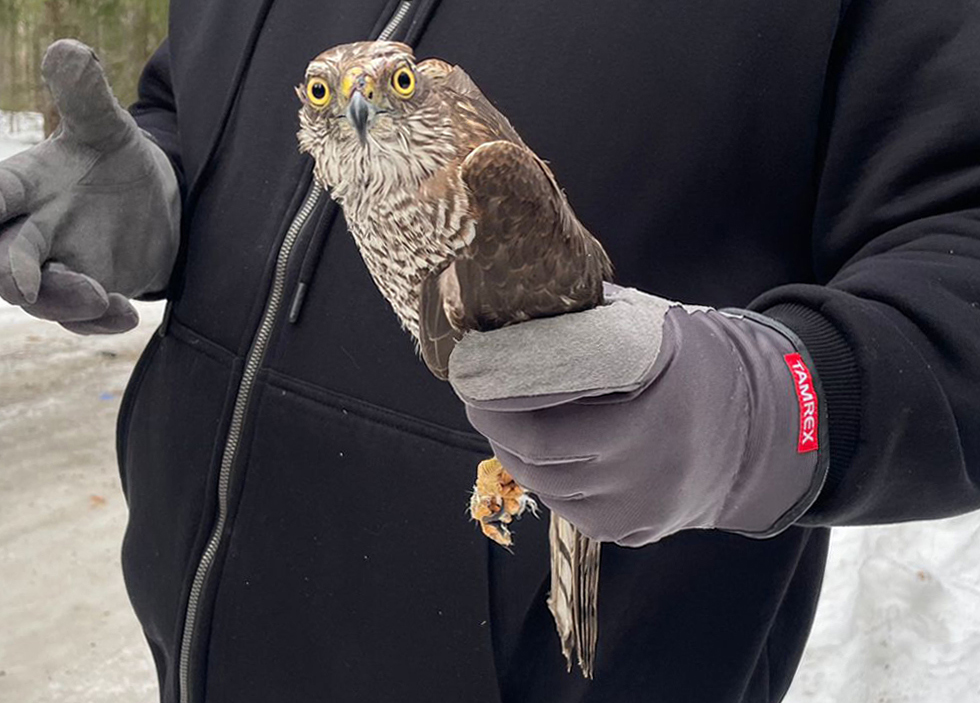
xmin=0 ymin=0 xmax=169 ymax=134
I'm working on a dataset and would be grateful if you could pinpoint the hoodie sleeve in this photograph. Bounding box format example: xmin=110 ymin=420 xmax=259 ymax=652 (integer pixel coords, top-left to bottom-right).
xmin=750 ymin=0 xmax=980 ymax=526
xmin=130 ymin=39 xmax=184 ymax=194
xmin=129 ymin=39 xmax=184 ymax=302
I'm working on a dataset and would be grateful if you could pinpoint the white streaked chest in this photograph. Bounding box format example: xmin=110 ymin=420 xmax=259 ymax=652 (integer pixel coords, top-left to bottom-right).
xmin=306 ymin=111 xmax=471 ymax=336
xmin=342 ymin=176 xmax=474 ymax=337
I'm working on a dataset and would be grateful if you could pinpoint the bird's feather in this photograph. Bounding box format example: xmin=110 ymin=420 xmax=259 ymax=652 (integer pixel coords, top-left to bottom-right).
xmin=418 ymin=139 xmax=610 ymax=376
xmin=550 ymin=514 xmax=602 ymax=677
xmin=419 ymin=262 xmax=462 ymax=380
xmin=414 ymin=65 xmax=610 ymax=682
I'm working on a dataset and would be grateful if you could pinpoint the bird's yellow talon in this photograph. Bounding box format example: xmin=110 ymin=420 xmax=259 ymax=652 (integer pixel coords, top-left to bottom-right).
xmin=469 ymin=456 xmax=538 ymax=548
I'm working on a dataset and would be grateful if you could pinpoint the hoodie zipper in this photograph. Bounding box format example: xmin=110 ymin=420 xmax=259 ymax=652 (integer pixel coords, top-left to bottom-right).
xmin=383 ymin=1 xmax=413 ymax=38
xmin=176 ymin=5 xmax=414 ymax=702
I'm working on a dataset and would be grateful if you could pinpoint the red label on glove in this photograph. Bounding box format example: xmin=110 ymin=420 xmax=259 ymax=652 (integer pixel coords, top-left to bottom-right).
xmin=784 ymin=353 xmax=819 ymax=453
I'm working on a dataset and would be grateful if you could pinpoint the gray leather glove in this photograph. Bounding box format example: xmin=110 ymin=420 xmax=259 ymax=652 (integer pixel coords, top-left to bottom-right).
xmin=0 ymin=39 xmax=179 ymax=334
xmin=448 ymin=285 xmax=829 ymax=547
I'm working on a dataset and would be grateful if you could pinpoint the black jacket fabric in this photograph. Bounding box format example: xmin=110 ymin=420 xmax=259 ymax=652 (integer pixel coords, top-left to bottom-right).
xmin=122 ymin=1 xmax=980 ymax=701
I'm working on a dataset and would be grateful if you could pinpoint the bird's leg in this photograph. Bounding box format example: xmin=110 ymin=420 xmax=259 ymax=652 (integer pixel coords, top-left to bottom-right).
xmin=469 ymin=456 xmax=539 ymax=547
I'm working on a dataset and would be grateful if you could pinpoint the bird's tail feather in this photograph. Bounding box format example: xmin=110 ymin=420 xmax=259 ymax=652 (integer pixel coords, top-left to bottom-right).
xmin=548 ymin=514 xmax=601 ymax=679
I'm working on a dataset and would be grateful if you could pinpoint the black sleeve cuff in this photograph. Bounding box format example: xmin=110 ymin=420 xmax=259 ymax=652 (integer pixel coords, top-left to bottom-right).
xmin=762 ymin=303 xmax=862 ymax=522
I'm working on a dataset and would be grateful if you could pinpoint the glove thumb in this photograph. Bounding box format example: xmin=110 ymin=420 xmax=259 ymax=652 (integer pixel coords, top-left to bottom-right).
xmin=41 ymin=39 xmax=134 ymax=147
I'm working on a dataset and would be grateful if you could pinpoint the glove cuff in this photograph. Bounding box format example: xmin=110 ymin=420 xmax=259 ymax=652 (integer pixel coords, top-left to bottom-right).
xmin=715 ymin=308 xmax=830 ymax=538
xmin=761 ymin=303 xmax=860 ymax=521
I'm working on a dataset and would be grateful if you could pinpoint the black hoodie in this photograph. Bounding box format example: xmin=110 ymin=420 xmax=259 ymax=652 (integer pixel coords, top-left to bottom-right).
xmin=123 ymin=1 xmax=980 ymax=701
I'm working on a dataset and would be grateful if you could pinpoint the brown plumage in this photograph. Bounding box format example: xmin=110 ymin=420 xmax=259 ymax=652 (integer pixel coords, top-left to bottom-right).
xmin=297 ymin=41 xmax=611 ymax=677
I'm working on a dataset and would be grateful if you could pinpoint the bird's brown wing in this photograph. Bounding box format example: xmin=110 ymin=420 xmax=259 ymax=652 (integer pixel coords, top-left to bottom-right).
xmin=418 ymin=139 xmax=612 ymax=379
xmin=419 ymin=60 xmax=525 ymax=151
xmin=419 ymin=262 xmax=464 ymax=380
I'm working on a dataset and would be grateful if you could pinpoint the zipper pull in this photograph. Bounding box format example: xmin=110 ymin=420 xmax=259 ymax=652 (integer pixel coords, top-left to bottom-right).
xmin=288 ymin=198 xmax=340 ymax=325
xmin=288 ymin=282 xmax=309 ymax=324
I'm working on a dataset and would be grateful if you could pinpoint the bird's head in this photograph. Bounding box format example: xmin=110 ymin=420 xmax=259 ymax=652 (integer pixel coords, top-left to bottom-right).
xmin=296 ymin=41 xmax=456 ymax=196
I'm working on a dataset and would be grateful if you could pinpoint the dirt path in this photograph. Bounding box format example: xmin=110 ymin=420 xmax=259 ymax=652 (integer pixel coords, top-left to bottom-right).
xmin=0 ymin=302 xmax=162 ymax=703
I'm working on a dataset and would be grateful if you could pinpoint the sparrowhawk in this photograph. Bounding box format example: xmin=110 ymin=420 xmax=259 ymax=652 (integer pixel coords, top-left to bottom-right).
xmin=297 ymin=40 xmax=612 ymax=677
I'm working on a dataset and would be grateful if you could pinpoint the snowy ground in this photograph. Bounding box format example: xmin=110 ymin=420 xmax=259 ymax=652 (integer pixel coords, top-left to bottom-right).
xmin=787 ymin=513 xmax=980 ymax=703
xmin=0 ymin=111 xmax=44 ymax=158
xmin=2 ymin=125 xmax=980 ymax=703
xmin=0 ymin=136 xmax=30 ymax=161
xmin=0 ymin=297 xmax=162 ymax=703
xmin=1 ymin=124 xmax=160 ymax=703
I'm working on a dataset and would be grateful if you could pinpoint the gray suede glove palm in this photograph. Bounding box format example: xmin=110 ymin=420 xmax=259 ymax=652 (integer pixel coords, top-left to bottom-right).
xmin=448 ymin=285 xmax=829 ymax=547
xmin=0 ymin=39 xmax=179 ymax=334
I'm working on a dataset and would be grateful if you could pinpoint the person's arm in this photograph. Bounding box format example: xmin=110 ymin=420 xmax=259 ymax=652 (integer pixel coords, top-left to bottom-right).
xmin=127 ymin=39 xmax=184 ymax=303
xmin=447 ymin=0 xmax=980 ymax=546
xmin=131 ymin=39 xmax=184 ymax=196
xmin=755 ymin=0 xmax=980 ymax=526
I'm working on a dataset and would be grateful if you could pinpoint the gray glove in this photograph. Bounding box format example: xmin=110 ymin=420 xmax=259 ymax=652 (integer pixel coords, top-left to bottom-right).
xmin=448 ymin=285 xmax=829 ymax=547
xmin=0 ymin=39 xmax=179 ymax=334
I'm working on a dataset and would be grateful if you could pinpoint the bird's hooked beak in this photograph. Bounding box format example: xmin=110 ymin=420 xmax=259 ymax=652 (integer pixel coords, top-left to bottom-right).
xmin=347 ymin=92 xmax=372 ymax=144
xmin=343 ymin=69 xmax=380 ymax=145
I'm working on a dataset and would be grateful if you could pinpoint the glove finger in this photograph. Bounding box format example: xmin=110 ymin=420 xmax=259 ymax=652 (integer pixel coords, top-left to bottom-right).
xmin=21 ymin=261 xmax=110 ymax=322
xmin=41 ymin=39 xmax=133 ymax=147
xmin=0 ymin=218 xmax=45 ymax=305
xmin=0 ymin=160 xmax=30 ymax=223
xmin=60 ymin=294 xmax=139 ymax=335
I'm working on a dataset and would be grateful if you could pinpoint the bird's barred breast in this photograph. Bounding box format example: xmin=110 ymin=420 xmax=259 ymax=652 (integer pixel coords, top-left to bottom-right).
xmin=346 ymin=182 xmax=474 ymax=339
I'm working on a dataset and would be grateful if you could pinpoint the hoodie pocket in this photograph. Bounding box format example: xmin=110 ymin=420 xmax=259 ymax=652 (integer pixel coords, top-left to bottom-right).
xmin=116 ymin=330 xmax=162 ymax=496
xmin=116 ymin=321 xmax=239 ymax=696
xmin=199 ymin=372 xmax=506 ymax=702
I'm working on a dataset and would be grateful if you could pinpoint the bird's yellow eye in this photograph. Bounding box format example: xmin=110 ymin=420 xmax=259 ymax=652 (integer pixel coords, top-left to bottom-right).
xmin=306 ymin=78 xmax=331 ymax=108
xmin=391 ymin=66 xmax=416 ymax=98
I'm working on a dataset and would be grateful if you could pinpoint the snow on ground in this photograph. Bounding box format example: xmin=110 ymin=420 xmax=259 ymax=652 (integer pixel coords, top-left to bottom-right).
xmin=0 ymin=111 xmax=44 ymax=160
xmin=1 ymin=127 xmax=161 ymax=703
xmin=2 ymin=118 xmax=980 ymax=703
xmin=0 ymin=135 xmax=29 ymax=161
xmin=786 ymin=515 xmax=980 ymax=703
xmin=0 ymin=298 xmax=162 ymax=703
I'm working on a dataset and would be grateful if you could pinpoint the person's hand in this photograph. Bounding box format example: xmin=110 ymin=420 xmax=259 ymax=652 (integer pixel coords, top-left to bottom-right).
xmin=448 ymin=284 xmax=829 ymax=547
xmin=0 ymin=39 xmax=179 ymax=334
